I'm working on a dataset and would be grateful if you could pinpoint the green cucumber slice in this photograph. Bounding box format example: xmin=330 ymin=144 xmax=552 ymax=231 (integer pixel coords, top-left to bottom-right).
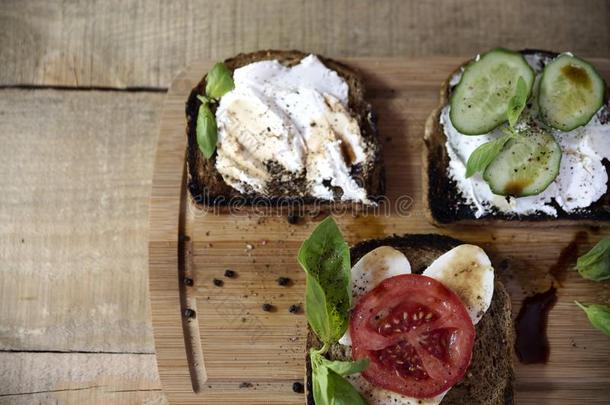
xmin=483 ymin=127 xmax=561 ymax=197
xmin=538 ymin=54 xmax=605 ymax=131
xmin=450 ymin=49 xmax=535 ymax=135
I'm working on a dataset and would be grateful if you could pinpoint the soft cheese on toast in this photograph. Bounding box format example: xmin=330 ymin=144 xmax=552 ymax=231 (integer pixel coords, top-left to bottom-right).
xmin=186 ymin=50 xmax=384 ymax=207
xmin=424 ymin=49 xmax=610 ymax=225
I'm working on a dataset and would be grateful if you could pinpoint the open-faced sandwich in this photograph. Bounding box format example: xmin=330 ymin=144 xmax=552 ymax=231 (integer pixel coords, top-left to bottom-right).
xmin=424 ymin=49 xmax=610 ymax=225
xmin=299 ymin=218 xmax=513 ymax=404
xmin=185 ymin=50 xmax=383 ymax=207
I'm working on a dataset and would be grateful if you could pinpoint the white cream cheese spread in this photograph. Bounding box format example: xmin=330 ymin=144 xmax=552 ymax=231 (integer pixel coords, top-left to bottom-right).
xmin=214 ymin=55 xmax=374 ymax=203
xmin=443 ymin=54 xmax=610 ymax=217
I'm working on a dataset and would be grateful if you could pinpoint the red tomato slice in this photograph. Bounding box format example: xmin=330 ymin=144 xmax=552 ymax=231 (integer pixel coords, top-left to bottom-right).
xmin=350 ymin=274 xmax=476 ymax=398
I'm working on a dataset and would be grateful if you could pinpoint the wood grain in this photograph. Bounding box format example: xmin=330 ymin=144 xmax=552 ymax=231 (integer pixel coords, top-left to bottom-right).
xmin=0 ymin=352 xmax=164 ymax=404
xmin=0 ymin=89 xmax=162 ymax=352
xmin=150 ymin=57 xmax=610 ymax=404
xmin=0 ymin=0 xmax=608 ymax=88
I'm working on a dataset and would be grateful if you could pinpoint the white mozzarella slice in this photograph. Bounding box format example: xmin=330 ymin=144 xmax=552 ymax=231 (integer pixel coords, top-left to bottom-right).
xmin=423 ymin=244 xmax=494 ymax=324
xmin=338 ymin=246 xmax=411 ymax=346
xmin=342 ymin=244 xmax=495 ymax=404
xmin=347 ymin=374 xmax=446 ymax=405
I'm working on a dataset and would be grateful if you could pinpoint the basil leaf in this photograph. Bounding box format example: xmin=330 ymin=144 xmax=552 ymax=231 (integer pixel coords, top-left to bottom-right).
xmin=196 ymin=101 xmax=217 ymax=159
xmin=298 ymin=217 xmax=351 ymax=345
xmin=465 ymin=133 xmax=513 ymax=178
xmin=576 ymin=238 xmax=610 ymax=281
xmin=318 ymin=356 xmax=369 ymax=377
xmin=196 ymin=94 xmax=210 ymax=104
xmin=575 ymin=301 xmax=610 ymax=337
xmin=326 ymin=369 xmax=367 ymax=405
xmin=205 ymin=62 xmax=235 ymax=99
xmin=305 ymin=273 xmax=332 ymax=344
xmin=312 ymin=354 xmax=330 ymax=405
xmin=310 ymin=351 xmax=367 ymax=405
xmin=507 ymin=76 xmax=528 ymax=128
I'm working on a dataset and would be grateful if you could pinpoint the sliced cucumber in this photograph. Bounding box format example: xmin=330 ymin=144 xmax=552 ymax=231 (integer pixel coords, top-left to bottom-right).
xmin=538 ymin=54 xmax=605 ymax=131
xmin=483 ymin=127 xmax=561 ymax=197
xmin=450 ymin=49 xmax=535 ymax=135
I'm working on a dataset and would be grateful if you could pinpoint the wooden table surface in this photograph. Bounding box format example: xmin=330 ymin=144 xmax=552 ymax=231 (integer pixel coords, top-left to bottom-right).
xmin=0 ymin=1 xmax=608 ymax=404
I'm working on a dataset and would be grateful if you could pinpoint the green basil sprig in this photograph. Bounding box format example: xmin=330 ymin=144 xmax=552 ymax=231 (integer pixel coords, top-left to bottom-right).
xmin=196 ymin=98 xmax=217 ymax=159
xmin=573 ymin=239 xmax=610 ymax=338
xmin=205 ymin=63 xmax=235 ymax=99
xmin=575 ymin=301 xmax=610 ymax=337
xmin=465 ymin=132 xmax=513 ymax=178
xmin=298 ymin=217 xmax=369 ymax=405
xmin=465 ymin=76 xmax=529 ymax=178
xmin=466 ymin=76 xmax=528 ymax=178
xmin=507 ymin=76 xmax=528 ymax=128
xmin=298 ymin=217 xmax=351 ymax=345
xmin=311 ymin=350 xmax=368 ymax=405
xmin=196 ymin=62 xmax=235 ymax=159
xmin=576 ymin=238 xmax=610 ymax=281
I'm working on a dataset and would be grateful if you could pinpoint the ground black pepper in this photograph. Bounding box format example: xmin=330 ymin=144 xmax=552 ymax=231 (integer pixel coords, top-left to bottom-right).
xmin=183 ymin=308 xmax=196 ymax=318
xmin=276 ymin=276 xmax=292 ymax=286
xmin=288 ymin=304 xmax=301 ymax=314
xmin=292 ymin=381 xmax=304 ymax=393
xmin=262 ymin=303 xmax=275 ymax=312
xmin=224 ymin=269 xmax=237 ymax=278
xmin=183 ymin=277 xmax=194 ymax=286
xmin=213 ymin=278 xmax=224 ymax=287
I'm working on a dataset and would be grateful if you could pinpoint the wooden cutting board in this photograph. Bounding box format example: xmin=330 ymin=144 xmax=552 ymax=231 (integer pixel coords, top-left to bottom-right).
xmin=149 ymin=57 xmax=610 ymax=404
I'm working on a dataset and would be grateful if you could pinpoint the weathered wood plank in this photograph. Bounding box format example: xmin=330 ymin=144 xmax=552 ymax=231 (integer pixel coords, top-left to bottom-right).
xmin=0 ymin=352 xmax=165 ymax=404
xmin=0 ymin=89 xmax=163 ymax=352
xmin=0 ymin=0 xmax=607 ymax=88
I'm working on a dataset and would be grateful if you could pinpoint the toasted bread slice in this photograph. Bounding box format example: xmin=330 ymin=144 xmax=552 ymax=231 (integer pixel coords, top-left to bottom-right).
xmin=423 ymin=49 xmax=610 ymax=226
xmin=185 ymin=50 xmax=384 ymax=208
xmin=305 ymin=234 xmax=514 ymax=405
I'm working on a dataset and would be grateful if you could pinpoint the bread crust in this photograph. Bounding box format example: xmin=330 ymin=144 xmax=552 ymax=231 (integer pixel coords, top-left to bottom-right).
xmin=423 ymin=49 xmax=610 ymax=226
xmin=185 ymin=50 xmax=384 ymax=210
xmin=304 ymin=234 xmax=514 ymax=405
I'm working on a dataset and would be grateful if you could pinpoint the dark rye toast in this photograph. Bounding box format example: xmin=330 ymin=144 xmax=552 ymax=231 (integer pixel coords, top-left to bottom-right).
xmin=423 ymin=49 xmax=610 ymax=226
xmin=305 ymin=234 xmax=514 ymax=405
xmin=185 ymin=50 xmax=384 ymax=208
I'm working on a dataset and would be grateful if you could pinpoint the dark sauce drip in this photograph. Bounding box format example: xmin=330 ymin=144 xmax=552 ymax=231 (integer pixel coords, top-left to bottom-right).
xmin=514 ymin=232 xmax=589 ymax=364
xmin=504 ymin=179 xmax=532 ymax=197
xmin=561 ymin=64 xmax=592 ymax=89
xmin=339 ymin=140 xmax=356 ymax=167
xmin=514 ymin=287 xmax=557 ymax=364
xmin=549 ymin=231 xmax=587 ymax=287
